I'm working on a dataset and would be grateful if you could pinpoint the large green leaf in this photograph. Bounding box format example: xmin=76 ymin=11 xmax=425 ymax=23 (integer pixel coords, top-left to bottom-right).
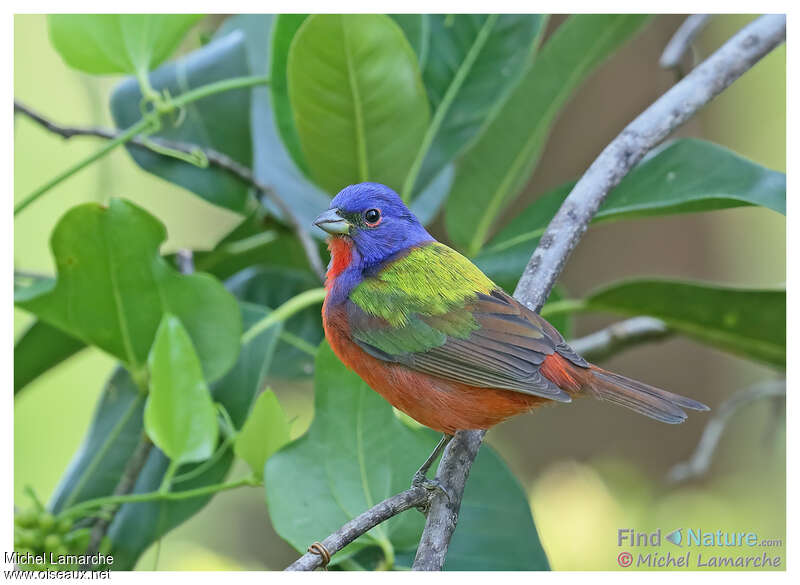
xmin=443 ymin=444 xmax=548 ymax=570
xmin=476 ymin=139 xmax=787 ymax=289
xmin=408 ymin=164 xmax=455 ymax=226
xmin=49 ymin=368 xmax=147 ymax=513
xmin=269 ymin=14 xmax=310 ymax=175
xmin=390 ymin=14 xmax=430 ymax=67
xmin=47 ymin=14 xmax=202 ymax=76
xmin=547 ymin=280 xmax=785 ymax=367
xmin=404 ymin=15 xmax=546 ymax=198
xmin=266 ymin=343 xmax=548 ymax=569
xmin=447 ymin=15 xmax=651 ymax=254
xmin=172 ymin=207 xmax=317 ymax=281
xmin=14 ymin=320 xmax=85 ymax=394
xmin=234 ymin=389 xmax=291 ymax=480
xmin=144 ymin=315 xmax=218 ymax=464
xmin=266 ymin=342 xmax=430 ymax=562
xmin=221 ymin=14 xmax=332 ymax=229
xmin=287 ymin=14 xmax=430 ymax=194
xmin=110 ymin=31 xmax=253 ymax=213
xmin=109 ymin=303 xmax=282 ymax=569
xmin=16 ymin=199 xmax=242 ymax=384
xmin=49 ymin=304 xmax=282 ymax=569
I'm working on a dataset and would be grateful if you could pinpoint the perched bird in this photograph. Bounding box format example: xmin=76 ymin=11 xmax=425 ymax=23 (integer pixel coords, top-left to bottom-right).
xmin=315 ymin=183 xmax=708 ymax=480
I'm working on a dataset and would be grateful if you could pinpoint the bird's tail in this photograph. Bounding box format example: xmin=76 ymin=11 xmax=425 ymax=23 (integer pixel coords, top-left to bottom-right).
xmin=585 ymin=364 xmax=709 ymax=424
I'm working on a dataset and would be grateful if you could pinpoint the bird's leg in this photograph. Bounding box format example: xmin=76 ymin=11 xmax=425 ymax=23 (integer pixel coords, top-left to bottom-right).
xmin=412 ymin=433 xmax=452 ymax=488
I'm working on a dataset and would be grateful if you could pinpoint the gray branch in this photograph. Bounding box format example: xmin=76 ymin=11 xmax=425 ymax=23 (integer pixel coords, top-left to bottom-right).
xmin=412 ymin=14 xmax=785 ymax=571
xmin=660 ymin=14 xmax=712 ymax=70
xmin=569 ymin=317 xmax=671 ymax=362
xmin=13 ymin=100 xmax=325 ymax=282
xmin=667 ymin=380 xmax=785 ymax=484
xmin=286 ymin=486 xmax=429 ymax=571
xmin=514 ymin=14 xmax=785 ymax=314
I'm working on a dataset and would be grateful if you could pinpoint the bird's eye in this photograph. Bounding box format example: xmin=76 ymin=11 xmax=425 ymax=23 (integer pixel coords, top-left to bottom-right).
xmin=364 ymin=208 xmax=381 ymax=226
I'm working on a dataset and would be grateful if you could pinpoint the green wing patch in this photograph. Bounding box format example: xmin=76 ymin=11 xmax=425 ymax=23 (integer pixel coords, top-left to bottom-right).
xmin=350 ymin=243 xmax=495 ymax=327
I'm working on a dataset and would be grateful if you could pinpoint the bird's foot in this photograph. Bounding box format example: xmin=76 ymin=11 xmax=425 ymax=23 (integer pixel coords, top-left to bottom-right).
xmin=412 ymin=472 xmax=452 ymax=503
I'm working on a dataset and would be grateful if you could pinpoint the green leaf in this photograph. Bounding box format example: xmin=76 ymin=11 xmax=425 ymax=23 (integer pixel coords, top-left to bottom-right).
xmin=408 ymin=164 xmax=455 ymax=226
xmin=390 ymin=14 xmax=430 ymax=67
xmin=16 ymin=198 xmax=242 ymax=383
xmin=173 ymin=206 xmax=318 ymax=281
xmin=266 ymin=343 xmax=430 ymax=561
xmin=443 ymin=445 xmax=549 ymax=570
xmin=554 ymin=280 xmax=785 ymax=367
xmin=110 ymin=31 xmax=253 ymax=213
xmin=234 ymin=389 xmax=291 ymax=479
xmin=50 ymin=304 xmax=282 ymax=569
xmin=266 ymin=343 xmax=548 ymax=568
xmin=221 ymin=14 xmax=332 ymax=229
xmin=351 ymin=440 xmax=549 ymax=571
xmin=447 ymin=15 xmax=651 ymax=254
xmin=476 ymin=139 xmax=787 ymax=288
xmin=144 ymin=315 xmax=219 ymax=464
xmin=14 ymin=320 xmax=85 ymax=394
xmin=287 ymin=14 xmax=430 ymax=194
xmin=542 ymin=285 xmax=573 ymax=340
xmin=49 ymin=368 xmax=147 ymax=513
xmin=47 ymin=14 xmax=203 ymax=76
xmin=269 ymin=14 xmax=310 ymax=175
xmin=404 ymin=15 xmax=547 ymax=198
xmin=227 ymin=266 xmax=323 ymax=378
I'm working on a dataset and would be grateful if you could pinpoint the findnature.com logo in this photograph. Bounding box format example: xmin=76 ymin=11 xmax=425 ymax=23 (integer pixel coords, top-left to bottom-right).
xmin=616 ymin=528 xmax=783 ymax=569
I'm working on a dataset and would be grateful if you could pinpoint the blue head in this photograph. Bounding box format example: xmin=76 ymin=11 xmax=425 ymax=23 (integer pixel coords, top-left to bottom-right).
xmin=313 ymin=183 xmax=433 ymax=268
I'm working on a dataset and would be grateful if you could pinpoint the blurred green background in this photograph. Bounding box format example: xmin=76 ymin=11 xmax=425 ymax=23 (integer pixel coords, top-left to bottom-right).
xmin=14 ymin=14 xmax=785 ymax=570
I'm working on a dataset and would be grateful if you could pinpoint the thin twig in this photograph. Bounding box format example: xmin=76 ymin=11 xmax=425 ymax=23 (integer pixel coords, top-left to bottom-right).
xmin=667 ymin=381 xmax=785 ymax=484
xmin=569 ymin=316 xmax=671 ymax=362
xmin=81 ymin=435 xmax=153 ymax=567
xmin=13 ymin=100 xmax=325 ymax=282
xmin=175 ymin=249 xmax=195 ymax=275
xmin=286 ymin=486 xmax=430 ymax=571
xmin=412 ymin=14 xmax=786 ymax=571
xmin=660 ymin=15 xmax=712 ymax=71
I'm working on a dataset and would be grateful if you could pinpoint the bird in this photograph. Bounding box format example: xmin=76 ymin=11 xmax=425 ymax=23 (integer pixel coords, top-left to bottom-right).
xmin=314 ymin=182 xmax=709 ymax=484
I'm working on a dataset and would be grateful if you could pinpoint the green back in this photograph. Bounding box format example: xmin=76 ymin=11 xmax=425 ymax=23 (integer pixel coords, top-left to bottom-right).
xmin=349 ymin=243 xmax=495 ymax=355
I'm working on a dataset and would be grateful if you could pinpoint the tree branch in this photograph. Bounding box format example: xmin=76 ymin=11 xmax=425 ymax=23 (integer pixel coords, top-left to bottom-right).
xmin=81 ymin=434 xmax=153 ymax=568
xmin=660 ymin=14 xmax=712 ymax=71
xmin=412 ymin=14 xmax=786 ymax=571
xmin=13 ymin=100 xmax=325 ymax=282
xmin=667 ymin=380 xmax=785 ymax=484
xmin=569 ymin=316 xmax=671 ymax=362
xmin=286 ymin=486 xmax=430 ymax=571
xmin=514 ymin=14 xmax=785 ymax=314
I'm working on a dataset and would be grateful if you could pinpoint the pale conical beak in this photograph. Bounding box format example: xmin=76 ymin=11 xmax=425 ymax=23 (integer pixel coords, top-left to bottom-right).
xmin=313 ymin=208 xmax=351 ymax=235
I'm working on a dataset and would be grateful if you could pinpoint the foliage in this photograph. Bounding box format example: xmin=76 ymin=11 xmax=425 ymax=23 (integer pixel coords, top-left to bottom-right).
xmin=14 ymin=13 xmax=785 ymax=572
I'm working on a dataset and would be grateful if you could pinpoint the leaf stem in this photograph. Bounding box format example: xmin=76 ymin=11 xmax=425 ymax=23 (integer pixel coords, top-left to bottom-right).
xmin=170 ymin=75 xmax=270 ymax=109
xmin=60 ymin=475 xmax=259 ymax=521
xmin=374 ymin=537 xmax=395 ymax=571
xmin=242 ymin=288 xmax=326 ymax=345
xmin=14 ymin=116 xmax=155 ymax=215
xmin=158 ymin=459 xmax=180 ymax=494
xmin=400 ymin=15 xmax=499 ymax=202
xmin=14 ymin=75 xmax=270 ymax=216
xmin=539 ymin=298 xmax=587 ymax=318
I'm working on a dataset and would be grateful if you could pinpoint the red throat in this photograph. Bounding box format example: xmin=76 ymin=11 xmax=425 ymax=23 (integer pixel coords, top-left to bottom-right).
xmin=326 ymin=236 xmax=353 ymax=288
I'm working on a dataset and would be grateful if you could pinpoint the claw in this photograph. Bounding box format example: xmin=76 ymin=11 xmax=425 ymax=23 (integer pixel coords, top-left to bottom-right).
xmin=412 ymin=474 xmax=452 ymax=503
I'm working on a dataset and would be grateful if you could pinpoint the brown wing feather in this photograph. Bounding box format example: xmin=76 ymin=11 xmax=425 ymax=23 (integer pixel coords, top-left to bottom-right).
xmin=348 ymin=289 xmax=580 ymax=402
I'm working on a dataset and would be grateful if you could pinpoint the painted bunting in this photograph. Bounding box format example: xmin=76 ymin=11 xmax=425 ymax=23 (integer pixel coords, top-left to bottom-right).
xmin=314 ymin=183 xmax=708 ymax=479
